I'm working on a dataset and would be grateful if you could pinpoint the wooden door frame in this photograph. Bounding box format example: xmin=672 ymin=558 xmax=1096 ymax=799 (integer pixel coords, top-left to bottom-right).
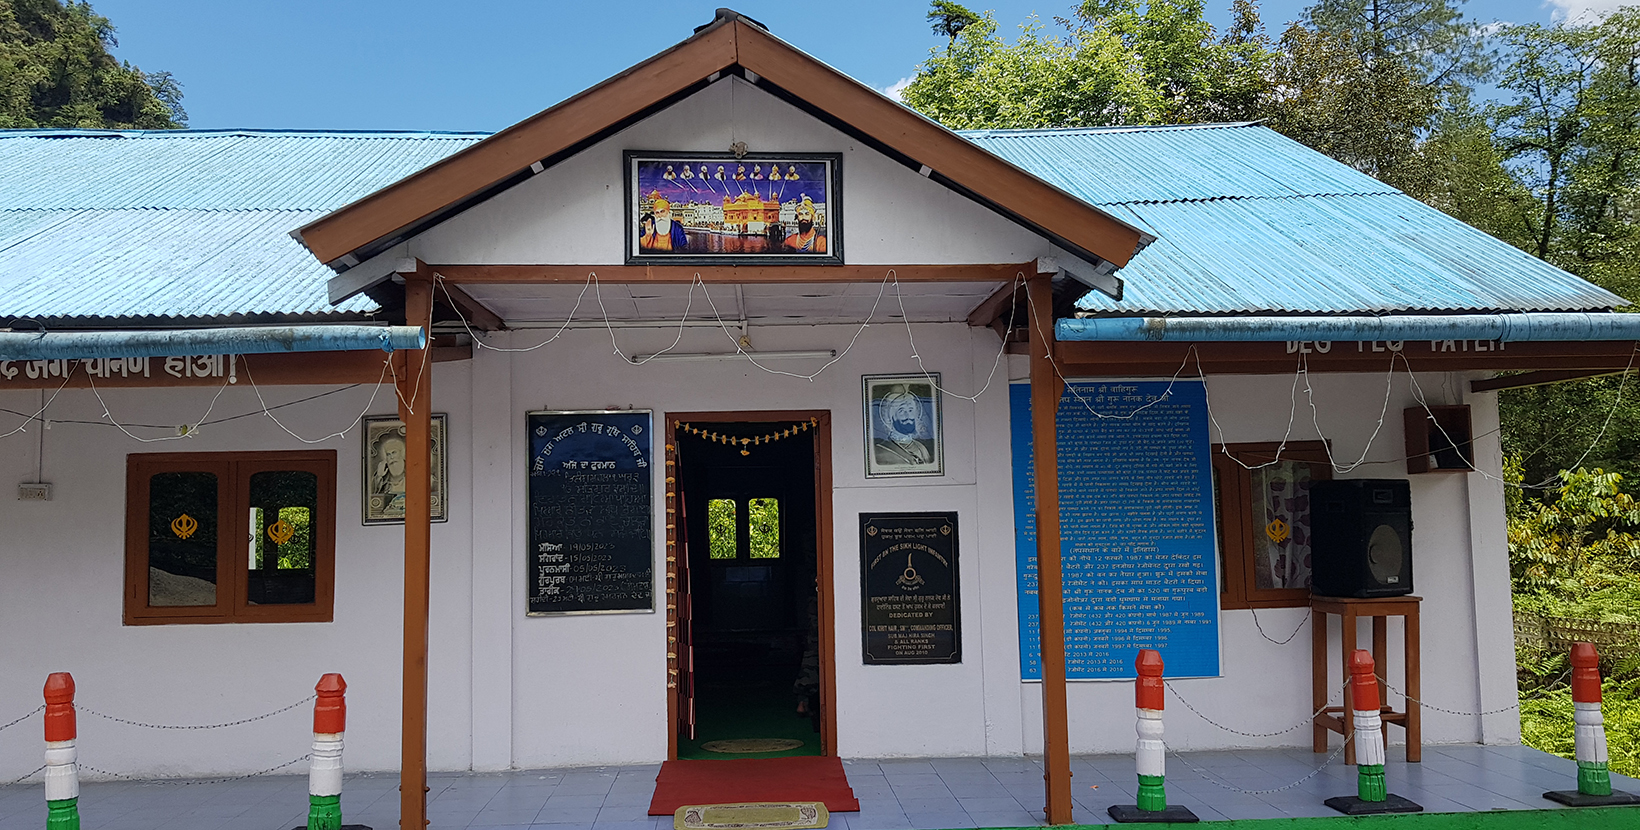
xmin=663 ymin=409 xmax=836 ymax=759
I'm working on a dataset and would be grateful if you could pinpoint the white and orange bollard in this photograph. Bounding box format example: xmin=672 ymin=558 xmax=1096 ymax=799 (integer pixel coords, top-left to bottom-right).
xmin=1324 ymin=651 xmax=1420 ymax=815
xmin=1108 ymin=650 xmax=1197 ymax=823
xmin=1544 ymin=643 xmax=1640 ymax=806
xmin=300 ymin=673 xmax=369 ymax=830
xmin=43 ymin=672 xmax=79 ymax=830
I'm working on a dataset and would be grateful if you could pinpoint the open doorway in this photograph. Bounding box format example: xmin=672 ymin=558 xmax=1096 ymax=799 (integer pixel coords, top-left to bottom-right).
xmin=666 ymin=412 xmax=835 ymax=760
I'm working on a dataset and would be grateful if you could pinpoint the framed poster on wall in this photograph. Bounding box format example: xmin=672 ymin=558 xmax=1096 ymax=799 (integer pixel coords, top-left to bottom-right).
xmin=526 ymin=410 xmax=654 ymax=615
xmin=624 ymin=152 xmax=843 ymax=265
xmin=361 ymin=414 xmax=448 ymax=525
xmin=863 ymin=373 xmax=944 ymax=478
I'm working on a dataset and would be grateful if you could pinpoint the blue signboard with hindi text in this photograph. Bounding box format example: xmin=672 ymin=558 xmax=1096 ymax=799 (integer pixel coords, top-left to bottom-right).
xmin=1010 ymin=380 xmax=1219 ymax=679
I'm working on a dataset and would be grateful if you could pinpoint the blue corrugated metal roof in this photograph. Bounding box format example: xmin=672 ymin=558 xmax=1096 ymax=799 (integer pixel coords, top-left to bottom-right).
xmin=1 ymin=122 xmax=1624 ymax=323
xmin=964 ymin=123 xmax=1629 ymax=314
xmin=0 ymin=129 xmax=484 ymax=323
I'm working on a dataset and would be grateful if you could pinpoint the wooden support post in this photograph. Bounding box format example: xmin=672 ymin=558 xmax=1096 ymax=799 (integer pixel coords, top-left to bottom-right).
xmin=1028 ymin=276 xmax=1073 ymax=825
xmin=397 ymin=269 xmax=434 ymax=830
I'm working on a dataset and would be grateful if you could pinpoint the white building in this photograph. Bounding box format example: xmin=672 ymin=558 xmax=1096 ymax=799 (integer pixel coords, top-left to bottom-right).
xmin=0 ymin=9 xmax=1634 ymax=828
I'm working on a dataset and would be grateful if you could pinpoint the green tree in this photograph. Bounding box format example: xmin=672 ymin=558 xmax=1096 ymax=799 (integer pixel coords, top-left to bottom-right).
xmin=0 ymin=0 xmax=185 ymax=129
xmin=1421 ymin=103 xmax=1536 ymax=248
xmin=899 ymin=0 xmax=1272 ymax=129
xmin=1508 ymin=465 xmax=1640 ymax=597
xmin=1304 ymin=0 xmax=1494 ymax=95
xmin=1263 ymin=21 xmax=1440 ymax=195
xmin=928 ymin=0 xmax=981 ymax=41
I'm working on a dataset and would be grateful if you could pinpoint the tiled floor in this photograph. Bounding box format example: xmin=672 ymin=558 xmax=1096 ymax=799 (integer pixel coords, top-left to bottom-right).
xmin=1 ymin=745 xmax=1635 ymax=830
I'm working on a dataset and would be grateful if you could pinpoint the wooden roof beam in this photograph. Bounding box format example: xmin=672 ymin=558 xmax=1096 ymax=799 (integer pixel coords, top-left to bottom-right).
xmin=1469 ymin=368 xmax=1631 ymax=393
xmin=427 ymin=262 xmax=1032 ymax=285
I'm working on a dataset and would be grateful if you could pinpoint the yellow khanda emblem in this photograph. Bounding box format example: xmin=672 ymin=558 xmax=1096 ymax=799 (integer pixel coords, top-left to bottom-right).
xmin=1265 ymin=518 xmax=1291 ymax=544
xmin=267 ymin=519 xmax=295 ymax=546
xmin=171 ymin=513 xmax=199 ymax=540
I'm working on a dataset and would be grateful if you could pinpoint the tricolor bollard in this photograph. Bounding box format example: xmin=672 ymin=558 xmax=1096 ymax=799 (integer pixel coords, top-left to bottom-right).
xmin=1544 ymin=643 xmax=1640 ymax=807
xmin=43 ymin=673 xmax=79 ymax=830
xmin=1108 ymin=650 xmax=1197 ymax=823
xmin=1324 ymin=651 xmax=1420 ymax=815
xmin=296 ymin=674 xmax=370 ymax=830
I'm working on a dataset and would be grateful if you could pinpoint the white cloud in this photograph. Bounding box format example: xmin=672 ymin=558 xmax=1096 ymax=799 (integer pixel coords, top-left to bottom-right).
xmin=880 ymin=76 xmax=914 ymax=101
xmin=1547 ymin=0 xmax=1629 ymax=24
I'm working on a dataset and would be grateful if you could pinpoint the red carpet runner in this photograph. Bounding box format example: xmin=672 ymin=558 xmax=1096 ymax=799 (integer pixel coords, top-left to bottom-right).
xmin=648 ymin=756 xmax=860 ymax=814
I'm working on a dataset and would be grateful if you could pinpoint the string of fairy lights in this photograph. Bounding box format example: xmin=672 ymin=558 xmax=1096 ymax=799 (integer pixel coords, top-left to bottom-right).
xmin=0 ymin=266 xmax=1630 ymax=496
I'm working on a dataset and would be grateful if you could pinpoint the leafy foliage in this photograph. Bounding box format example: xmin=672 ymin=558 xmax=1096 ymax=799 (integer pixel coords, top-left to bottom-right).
xmin=898 ymin=0 xmax=1270 ymax=129
xmin=1508 ymin=465 xmax=1640 ymax=597
xmin=0 ymin=0 xmax=185 ymax=129
xmin=1304 ymin=0 xmax=1494 ymax=95
xmin=1264 ymin=22 xmax=1439 ymax=196
xmin=928 ymin=0 xmax=981 ymax=41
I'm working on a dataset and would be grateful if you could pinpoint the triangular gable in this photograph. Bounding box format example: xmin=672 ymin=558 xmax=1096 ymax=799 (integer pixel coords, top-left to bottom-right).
xmin=294 ymin=10 xmax=1147 ymax=279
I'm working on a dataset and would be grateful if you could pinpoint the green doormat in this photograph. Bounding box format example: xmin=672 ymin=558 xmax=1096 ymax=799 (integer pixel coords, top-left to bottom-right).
xmin=674 ymin=802 xmax=828 ymax=830
xmin=700 ymin=738 xmax=806 ymax=753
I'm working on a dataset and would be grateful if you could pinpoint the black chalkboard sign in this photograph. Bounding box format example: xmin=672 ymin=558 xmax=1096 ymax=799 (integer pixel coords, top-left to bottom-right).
xmin=527 ymin=411 xmax=653 ymax=615
xmin=861 ymin=512 xmax=960 ymax=664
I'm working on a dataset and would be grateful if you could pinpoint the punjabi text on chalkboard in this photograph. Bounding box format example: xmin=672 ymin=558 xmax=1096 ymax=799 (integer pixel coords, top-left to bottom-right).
xmin=527 ymin=410 xmax=654 ymax=615
xmin=1010 ymin=381 xmax=1220 ymax=679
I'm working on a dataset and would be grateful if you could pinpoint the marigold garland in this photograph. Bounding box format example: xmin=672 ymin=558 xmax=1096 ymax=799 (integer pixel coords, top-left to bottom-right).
xmin=678 ymin=417 xmax=818 ymax=456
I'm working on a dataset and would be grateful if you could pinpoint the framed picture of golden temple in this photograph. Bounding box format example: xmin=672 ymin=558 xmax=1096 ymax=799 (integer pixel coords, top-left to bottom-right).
xmin=624 ymin=152 xmax=842 ymax=265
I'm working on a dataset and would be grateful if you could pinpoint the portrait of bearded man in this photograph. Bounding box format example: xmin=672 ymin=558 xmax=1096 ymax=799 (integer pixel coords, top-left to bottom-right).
xmin=638 ymin=194 xmax=690 ymax=252
xmin=865 ymin=377 xmax=942 ymax=476
xmin=783 ymin=194 xmax=826 ymax=253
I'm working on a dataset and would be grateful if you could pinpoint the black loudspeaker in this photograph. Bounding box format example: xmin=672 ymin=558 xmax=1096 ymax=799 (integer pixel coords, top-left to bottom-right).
xmin=1310 ymin=479 xmax=1413 ymax=598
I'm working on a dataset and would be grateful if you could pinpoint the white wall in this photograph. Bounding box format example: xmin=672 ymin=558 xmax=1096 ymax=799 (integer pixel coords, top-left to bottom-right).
xmin=411 ymin=77 xmax=1055 ymax=267
xmin=0 ymin=364 xmax=474 ymax=778
xmin=0 ymin=336 xmax=1518 ymax=777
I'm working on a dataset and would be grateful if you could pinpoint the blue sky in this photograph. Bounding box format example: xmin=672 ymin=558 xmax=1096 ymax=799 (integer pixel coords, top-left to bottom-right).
xmin=93 ymin=1 xmax=1613 ymax=132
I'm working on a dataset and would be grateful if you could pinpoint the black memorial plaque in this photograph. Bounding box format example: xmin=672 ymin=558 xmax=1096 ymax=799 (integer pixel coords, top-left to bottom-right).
xmin=861 ymin=512 xmax=960 ymax=664
xmin=527 ymin=411 xmax=653 ymax=615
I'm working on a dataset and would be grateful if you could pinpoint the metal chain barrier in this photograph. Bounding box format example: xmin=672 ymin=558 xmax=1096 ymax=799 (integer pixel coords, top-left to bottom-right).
xmin=1380 ymin=678 xmax=1557 ymax=718
xmin=1169 ymin=736 xmax=1351 ymax=796
xmin=2 ymin=764 xmax=46 ymax=787
xmin=78 ymin=754 xmax=311 ymax=786
xmin=1165 ymin=679 xmax=1347 ymax=739
xmin=73 ymin=695 xmax=315 ymax=730
xmin=1251 ymin=608 xmax=1311 ymax=646
xmin=0 ymin=705 xmax=44 ymax=733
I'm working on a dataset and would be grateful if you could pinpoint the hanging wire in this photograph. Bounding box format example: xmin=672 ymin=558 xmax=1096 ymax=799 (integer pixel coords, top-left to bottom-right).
xmin=240 ymin=357 xmax=393 ymax=445
xmin=84 ymin=365 xmax=237 ymax=443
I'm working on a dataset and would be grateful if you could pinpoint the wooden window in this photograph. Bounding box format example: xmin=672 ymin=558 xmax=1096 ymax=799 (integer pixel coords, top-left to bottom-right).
xmin=1212 ymin=442 xmax=1331 ymax=610
xmin=125 ymin=451 xmax=336 ymax=625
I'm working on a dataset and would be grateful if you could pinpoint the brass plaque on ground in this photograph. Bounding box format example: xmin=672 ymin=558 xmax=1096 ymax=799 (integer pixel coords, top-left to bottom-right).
xmin=675 ymin=802 xmax=828 ymax=830
xmin=699 ymin=738 xmax=805 ymax=753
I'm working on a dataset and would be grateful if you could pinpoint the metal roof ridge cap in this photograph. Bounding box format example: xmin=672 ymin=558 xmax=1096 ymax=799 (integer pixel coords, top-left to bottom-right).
xmin=0 ymin=127 xmax=495 ymax=139
xmin=959 ymin=122 xmax=1264 ymax=138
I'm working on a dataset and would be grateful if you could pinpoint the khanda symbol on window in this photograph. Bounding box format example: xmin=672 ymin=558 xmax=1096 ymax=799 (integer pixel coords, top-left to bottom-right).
xmin=266 ymin=519 xmax=295 ymax=546
xmin=1265 ymin=518 xmax=1292 ymax=544
xmin=171 ymin=513 xmax=199 ymax=540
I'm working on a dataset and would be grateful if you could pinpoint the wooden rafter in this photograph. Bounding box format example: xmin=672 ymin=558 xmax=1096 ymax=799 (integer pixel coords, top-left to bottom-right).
xmin=435 ymin=282 xmax=506 ymax=331
xmin=427 ymin=262 xmax=1031 ymax=285
xmin=1469 ymin=368 xmax=1632 ymax=393
xmin=1052 ymin=339 xmax=1640 ymax=376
